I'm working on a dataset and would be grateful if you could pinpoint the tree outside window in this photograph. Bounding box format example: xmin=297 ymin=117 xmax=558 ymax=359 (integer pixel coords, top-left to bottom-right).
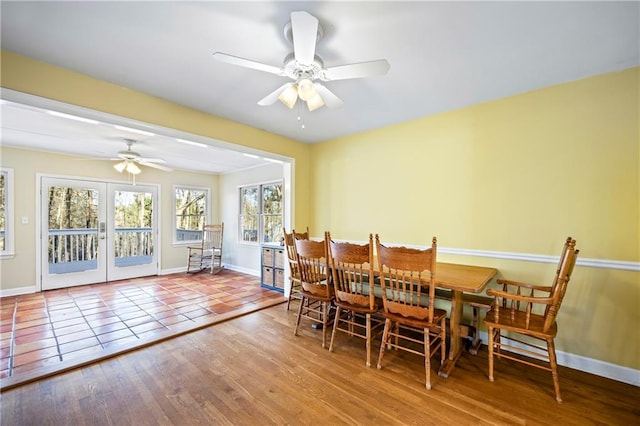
xmin=262 ymin=183 xmax=283 ymax=244
xmin=0 ymin=168 xmax=14 ymax=257
xmin=0 ymin=171 xmax=7 ymax=252
xmin=174 ymin=186 xmax=209 ymax=243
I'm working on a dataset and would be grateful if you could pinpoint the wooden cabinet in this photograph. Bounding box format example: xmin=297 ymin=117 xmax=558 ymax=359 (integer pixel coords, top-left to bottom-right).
xmin=261 ymin=244 xmax=285 ymax=292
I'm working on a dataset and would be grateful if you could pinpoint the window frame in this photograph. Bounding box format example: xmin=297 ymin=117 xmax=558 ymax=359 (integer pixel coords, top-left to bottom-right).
xmin=173 ymin=185 xmax=210 ymax=245
xmin=238 ymin=180 xmax=283 ymax=245
xmin=0 ymin=168 xmax=15 ymax=258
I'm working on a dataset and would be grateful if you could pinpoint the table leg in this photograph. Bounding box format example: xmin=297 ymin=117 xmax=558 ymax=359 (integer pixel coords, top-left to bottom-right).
xmin=438 ymin=290 xmax=463 ymax=378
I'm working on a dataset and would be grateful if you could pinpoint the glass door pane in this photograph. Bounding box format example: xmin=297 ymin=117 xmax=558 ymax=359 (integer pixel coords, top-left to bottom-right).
xmin=41 ymin=177 xmax=107 ymax=290
xmin=107 ymin=183 xmax=158 ymax=281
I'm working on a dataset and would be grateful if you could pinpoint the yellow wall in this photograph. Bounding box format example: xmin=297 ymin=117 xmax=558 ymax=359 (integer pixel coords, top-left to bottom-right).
xmin=311 ymin=67 xmax=640 ymax=369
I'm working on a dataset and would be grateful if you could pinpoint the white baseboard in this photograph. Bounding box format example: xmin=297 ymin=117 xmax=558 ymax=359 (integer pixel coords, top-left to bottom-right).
xmin=221 ymin=264 xmax=260 ymax=277
xmin=557 ymin=348 xmax=640 ymax=386
xmin=478 ymin=331 xmax=640 ymax=387
xmin=160 ymin=264 xmax=260 ymax=277
xmin=159 ymin=266 xmax=187 ymax=275
xmin=0 ymin=285 xmax=37 ymax=298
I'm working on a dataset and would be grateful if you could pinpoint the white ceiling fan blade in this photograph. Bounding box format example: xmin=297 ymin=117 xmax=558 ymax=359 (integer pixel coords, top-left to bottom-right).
xmin=321 ymin=59 xmax=390 ymax=81
xmin=314 ymin=84 xmax=343 ymax=108
xmin=291 ymin=11 xmax=318 ymax=65
xmin=258 ymin=83 xmax=294 ymax=106
xmin=212 ymin=52 xmax=284 ymax=76
xmin=137 ymin=158 xmax=166 ymax=164
xmin=138 ymin=160 xmax=173 ymax=172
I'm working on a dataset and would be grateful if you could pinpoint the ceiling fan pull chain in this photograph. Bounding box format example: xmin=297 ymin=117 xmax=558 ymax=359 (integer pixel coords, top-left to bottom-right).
xmin=297 ymin=102 xmax=305 ymax=129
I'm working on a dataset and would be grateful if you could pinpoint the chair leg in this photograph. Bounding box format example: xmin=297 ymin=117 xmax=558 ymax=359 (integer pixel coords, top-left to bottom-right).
xmin=392 ymin=322 xmax=399 ymax=349
xmin=468 ymin=306 xmax=484 ymax=355
xmin=488 ymin=326 xmax=495 ymax=382
xmin=548 ymin=338 xmax=563 ymax=403
xmin=329 ymin=306 xmax=341 ymax=353
xmin=286 ymin=280 xmax=298 ymax=311
xmin=424 ymin=327 xmax=431 ymax=390
xmin=321 ymin=301 xmax=328 ymax=349
xmin=294 ymin=295 xmax=305 ymax=336
xmin=377 ymin=319 xmax=391 ymax=369
xmin=365 ymin=313 xmax=371 ymax=368
xmin=440 ymin=317 xmax=447 ymax=364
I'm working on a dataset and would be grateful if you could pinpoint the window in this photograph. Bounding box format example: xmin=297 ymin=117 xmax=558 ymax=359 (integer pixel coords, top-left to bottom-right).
xmin=239 ymin=181 xmax=283 ymax=244
xmin=174 ymin=186 xmax=209 ymax=244
xmin=0 ymin=168 xmax=14 ymax=258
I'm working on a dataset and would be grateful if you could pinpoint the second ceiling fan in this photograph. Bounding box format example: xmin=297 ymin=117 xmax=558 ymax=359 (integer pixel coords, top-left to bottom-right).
xmin=212 ymin=11 xmax=390 ymax=111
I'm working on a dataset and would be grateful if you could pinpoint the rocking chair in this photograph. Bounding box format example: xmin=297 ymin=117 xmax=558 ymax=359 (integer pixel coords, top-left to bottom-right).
xmin=186 ymin=223 xmax=224 ymax=274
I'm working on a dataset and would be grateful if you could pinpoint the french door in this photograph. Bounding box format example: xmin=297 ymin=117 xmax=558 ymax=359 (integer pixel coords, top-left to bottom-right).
xmin=41 ymin=177 xmax=159 ymax=290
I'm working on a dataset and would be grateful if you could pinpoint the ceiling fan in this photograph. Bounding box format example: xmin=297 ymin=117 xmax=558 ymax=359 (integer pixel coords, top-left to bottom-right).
xmin=112 ymin=139 xmax=172 ymax=175
xmin=212 ymin=11 xmax=390 ymax=111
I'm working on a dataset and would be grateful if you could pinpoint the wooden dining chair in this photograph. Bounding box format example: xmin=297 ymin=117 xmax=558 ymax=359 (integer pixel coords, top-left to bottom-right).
xmin=186 ymin=223 xmax=224 ymax=274
xmin=375 ymin=235 xmax=447 ymax=390
xmin=327 ymin=232 xmax=384 ymax=367
xmin=484 ymin=237 xmax=579 ymax=403
xmin=283 ymin=227 xmax=309 ymax=310
xmin=293 ymin=236 xmax=334 ymax=348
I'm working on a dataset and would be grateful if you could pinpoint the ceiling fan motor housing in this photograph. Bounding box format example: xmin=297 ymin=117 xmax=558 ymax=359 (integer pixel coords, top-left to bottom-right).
xmin=282 ymin=53 xmax=324 ymax=81
xmin=118 ymin=139 xmax=141 ymax=160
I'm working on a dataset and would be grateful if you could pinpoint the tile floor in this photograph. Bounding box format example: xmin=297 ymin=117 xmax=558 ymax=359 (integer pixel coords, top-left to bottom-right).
xmin=0 ymin=269 xmax=285 ymax=382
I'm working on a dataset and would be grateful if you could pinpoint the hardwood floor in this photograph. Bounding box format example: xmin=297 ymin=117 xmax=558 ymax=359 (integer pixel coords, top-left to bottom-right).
xmin=1 ymin=304 xmax=638 ymax=425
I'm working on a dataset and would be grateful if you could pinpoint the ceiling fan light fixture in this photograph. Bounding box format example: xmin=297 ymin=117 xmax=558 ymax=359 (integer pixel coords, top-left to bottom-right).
xmin=306 ymin=92 xmax=324 ymax=111
xmin=297 ymin=78 xmax=316 ymax=101
xmin=113 ymin=161 xmax=127 ymax=173
xmin=126 ymin=162 xmax=141 ymax=175
xmin=278 ymin=84 xmax=298 ymax=109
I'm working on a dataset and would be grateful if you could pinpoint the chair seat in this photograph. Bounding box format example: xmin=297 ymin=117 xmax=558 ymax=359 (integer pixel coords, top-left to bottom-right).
xmin=382 ymin=307 xmax=448 ymax=330
xmin=334 ymin=297 xmax=380 ymax=315
xmin=484 ymin=309 xmax=557 ymax=339
xmin=300 ymin=288 xmax=333 ymax=303
xmin=301 ymin=280 xmax=332 ymax=301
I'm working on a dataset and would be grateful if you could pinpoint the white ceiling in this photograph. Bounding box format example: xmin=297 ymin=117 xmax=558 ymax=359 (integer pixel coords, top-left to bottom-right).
xmin=1 ymin=1 xmax=638 ymax=173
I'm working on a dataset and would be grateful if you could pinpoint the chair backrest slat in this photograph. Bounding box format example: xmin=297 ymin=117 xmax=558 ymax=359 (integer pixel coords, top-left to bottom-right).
xmin=375 ymin=235 xmax=438 ymax=324
xmin=295 ymin=238 xmax=331 ymax=297
xmin=544 ymin=238 xmax=579 ymax=331
xmin=283 ymin=228 xmax=309 ymax=280
xmin=202 ymin=223 xmax=223 ymax=252
xmin=327 ymin=232 xmax=375 ymax=310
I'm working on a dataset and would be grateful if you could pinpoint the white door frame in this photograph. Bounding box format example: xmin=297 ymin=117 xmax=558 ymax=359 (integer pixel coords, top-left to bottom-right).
xmin=37 ymin=174 xmax=161 ymax=291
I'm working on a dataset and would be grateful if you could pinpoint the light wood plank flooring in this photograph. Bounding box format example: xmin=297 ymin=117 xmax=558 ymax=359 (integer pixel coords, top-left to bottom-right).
xmin=1 ymin=304 xmax=638 ymax=425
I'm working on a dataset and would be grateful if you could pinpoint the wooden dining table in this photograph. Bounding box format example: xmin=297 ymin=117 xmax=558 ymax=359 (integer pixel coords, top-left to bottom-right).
xmin=433 ymin=262 xmax=498 ymax=378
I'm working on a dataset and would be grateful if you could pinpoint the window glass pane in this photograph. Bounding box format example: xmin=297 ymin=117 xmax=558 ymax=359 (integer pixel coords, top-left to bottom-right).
xmin=262 ymin=183 xmax=282 ymax=243
xmin=241 ymin=187 xmax=259 ymax=215
xmin=175 ymin=187 xmax=207 ymax=242
xmin=240 ymin=186 xmax=258 ymax=242
xmin=46 ymin=186 xmax=100 ymax=271
xmin=47 ymin=186 xmax=99 ymax=230
xmin=0 ymin=172 xmax=5 ymax=251
xmin=114 ymin=190 xmax=154 ymax=263
xmin=262 ymin=183 xmax=282 ymax=215
xmin=263 ymin=214 xmax=283 ymax=243
xmin=239 ymin=182 xmax=283 ymax=244
xmin=240 ymin=214 xmax=258 ymax=242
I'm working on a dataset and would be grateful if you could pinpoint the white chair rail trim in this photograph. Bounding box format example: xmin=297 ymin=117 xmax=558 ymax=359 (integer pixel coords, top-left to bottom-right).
xmin=324 ymin=238 xmax=638 ymax=272
xmin=438 ymin=247 xmax=640 ymax=272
